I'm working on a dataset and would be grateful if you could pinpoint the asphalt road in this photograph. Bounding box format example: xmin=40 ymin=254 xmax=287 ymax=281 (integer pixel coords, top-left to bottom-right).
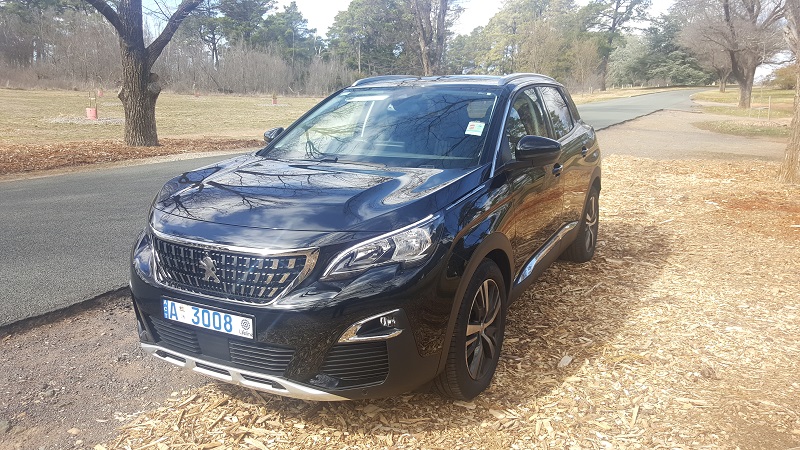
xmin=0 ymin=155 xmax=245 ymax=327
xmin=0 ymin=89 xmax=701 ymax=327
xmin=577 ymin=88 xmax=704 ymax=130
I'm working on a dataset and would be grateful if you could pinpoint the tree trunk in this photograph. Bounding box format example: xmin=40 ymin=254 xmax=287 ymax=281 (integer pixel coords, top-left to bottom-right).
xmin=598 ymin=56 xmax=608 ymax=91
xmin=118 ymin=47 xmax=160 ymax=146
xmin=432 ymin=0 xmax=447 ymax=75
xmin=409 ymin=0 xmax=449 ymax=76
xmin=779 ymin=68 xmax=800 ymax=183
xmin=84 ymin=0 xmax=201 ymax=146
xmin=734 ymin=65 xmax=755 ymax=109
xmin=779 ymin=0 xmax=800 ymax=184
xmin=410 ymin=0 xmax=433 ymax=76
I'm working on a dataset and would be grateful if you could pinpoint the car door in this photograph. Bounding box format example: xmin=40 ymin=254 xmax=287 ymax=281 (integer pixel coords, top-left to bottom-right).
xmin=498 ymin=88 xmax=563 ymax=282
xmin=537 ymin=85 xmax=595 ymax=226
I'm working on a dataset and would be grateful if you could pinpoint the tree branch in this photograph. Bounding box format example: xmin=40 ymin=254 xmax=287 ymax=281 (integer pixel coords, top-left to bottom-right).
xmin=83 ymin=0 xmax=124 ymax=35
xmin=147 ymin=0 xmax=203 ymax=68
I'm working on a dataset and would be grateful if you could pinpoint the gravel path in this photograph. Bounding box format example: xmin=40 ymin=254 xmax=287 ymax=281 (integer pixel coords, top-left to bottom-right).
xmin=0 ymin=292 xmax=207 ymax=450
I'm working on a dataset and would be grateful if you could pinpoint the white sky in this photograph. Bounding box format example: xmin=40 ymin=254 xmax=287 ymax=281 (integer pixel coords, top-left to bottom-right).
xmin=278 ymin=0 xmax=676 ymax=38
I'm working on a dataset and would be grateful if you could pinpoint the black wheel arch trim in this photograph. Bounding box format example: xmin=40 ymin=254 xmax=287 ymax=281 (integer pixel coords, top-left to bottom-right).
xmin=436 ymin=231 xmax=513 ymax=375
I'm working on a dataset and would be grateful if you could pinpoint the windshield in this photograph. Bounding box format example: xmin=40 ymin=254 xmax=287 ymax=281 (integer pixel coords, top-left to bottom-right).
xmin=260 ymin=86 xmax=499 ymax=169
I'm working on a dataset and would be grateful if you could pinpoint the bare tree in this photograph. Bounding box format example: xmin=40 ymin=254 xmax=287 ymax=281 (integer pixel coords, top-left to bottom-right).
xmin=84 ymin=0 xmax=203 ymax=146
xmin=679 ymin=21 xmax=733 ymax=92
xmin=570 ymin=39 xmax=602 ymax=93
xmin=517 ymin=17 xmax=566 ymax=75
xmin=408 ymin=0 xmax=452 ymax=75
xmin=687 ymin=0 xmax=785 ymax=108
xmin=779 ymin=0 xmax=799 ymax=183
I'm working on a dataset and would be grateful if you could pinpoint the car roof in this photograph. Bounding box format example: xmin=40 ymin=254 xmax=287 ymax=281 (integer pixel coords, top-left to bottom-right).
xmin=350 ymin=73 xmax=560 ymax=90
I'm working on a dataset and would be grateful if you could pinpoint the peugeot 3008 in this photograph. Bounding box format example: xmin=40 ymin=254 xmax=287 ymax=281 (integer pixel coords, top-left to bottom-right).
xmin=130 ymin=74 xmax=601 ymax=401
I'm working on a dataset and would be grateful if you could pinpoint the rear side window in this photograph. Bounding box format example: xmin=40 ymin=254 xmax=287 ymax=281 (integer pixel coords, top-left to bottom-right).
xmin=538 ymin=86 xmax=574 ymax=139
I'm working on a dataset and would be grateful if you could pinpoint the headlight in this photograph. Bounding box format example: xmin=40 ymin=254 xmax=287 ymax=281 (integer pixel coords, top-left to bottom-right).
xmin=322 ymin=215 xmax=442 ymax=280
xmin=132 ymin=231 xmax=156 ymax=281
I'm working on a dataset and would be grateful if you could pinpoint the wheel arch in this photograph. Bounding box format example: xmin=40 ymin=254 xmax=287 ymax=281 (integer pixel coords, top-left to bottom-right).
xmin=436 ymin=232 xmax=514 ymax=373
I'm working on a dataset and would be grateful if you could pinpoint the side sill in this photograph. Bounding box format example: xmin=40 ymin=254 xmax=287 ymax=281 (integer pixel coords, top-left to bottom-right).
xmin=513 ymin=221 xmax=578 ymax=291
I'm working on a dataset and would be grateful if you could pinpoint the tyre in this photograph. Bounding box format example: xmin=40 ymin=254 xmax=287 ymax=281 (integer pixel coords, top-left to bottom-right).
xmin=435 ymin=259 xmax=507 ymax=400
xmin=562 ymin=186 xmax=599 ymax=263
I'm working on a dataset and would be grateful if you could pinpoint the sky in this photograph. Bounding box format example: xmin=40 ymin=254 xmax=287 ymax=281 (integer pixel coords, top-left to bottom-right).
xmin=277 ymin=0 xmax=677 ymax=38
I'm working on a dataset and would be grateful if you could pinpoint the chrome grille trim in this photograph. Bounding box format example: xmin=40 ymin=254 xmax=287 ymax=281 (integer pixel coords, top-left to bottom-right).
xmin=150 ymin=228 xmax=318 ymax=306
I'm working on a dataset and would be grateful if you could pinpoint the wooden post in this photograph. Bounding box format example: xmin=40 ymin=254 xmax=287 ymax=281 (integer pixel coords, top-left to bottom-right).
xmin=768 ymin=96 xmax=772 ymax=122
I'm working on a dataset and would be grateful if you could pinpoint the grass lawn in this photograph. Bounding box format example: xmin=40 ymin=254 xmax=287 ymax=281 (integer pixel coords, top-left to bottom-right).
xmin=693 ymin=87 xmax=795 ymax=116
xmin=692 ymin=120 xmax=791 ymax=138
xmin=691 ymin=87 xmax=795 ymax=139
xmin=0 ymin=89 xmax=322 ymax=145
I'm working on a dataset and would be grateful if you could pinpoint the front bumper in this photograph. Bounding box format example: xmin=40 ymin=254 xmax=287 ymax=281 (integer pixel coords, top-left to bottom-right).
xmin=131 ymin=256 xmax=450 ymax=400
xmin=129 ymin=218 xmax=461 ymax=400
xmin=142 ymin=343 xmax=348 ymax=400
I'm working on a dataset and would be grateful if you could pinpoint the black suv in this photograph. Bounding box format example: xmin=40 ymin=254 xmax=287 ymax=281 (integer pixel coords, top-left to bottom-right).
xmin=130 ymin=74 xmax=601 ymax=401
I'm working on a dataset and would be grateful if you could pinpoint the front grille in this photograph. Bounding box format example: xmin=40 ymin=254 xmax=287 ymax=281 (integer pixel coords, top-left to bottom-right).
xmin=321 ymin=341 xmax=390 ymax=388
xmin=152 ymin=235 xmax=308 ymax=304
xmin=229 ymin=340 xmax=294 ymax=376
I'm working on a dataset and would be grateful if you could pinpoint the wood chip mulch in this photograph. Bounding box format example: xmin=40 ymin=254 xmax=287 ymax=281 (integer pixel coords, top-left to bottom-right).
xmin=96 ymin=155 xmax=800 ymax=450
xmin=0 ymin=138 xmax=262 ymax=176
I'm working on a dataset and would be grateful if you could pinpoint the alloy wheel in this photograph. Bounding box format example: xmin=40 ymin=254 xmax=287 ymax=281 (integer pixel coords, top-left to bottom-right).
xmin=583 ymin=193 xmax=598 ymax=254
xmin=465 ymin=278 xmax=502 ymax=380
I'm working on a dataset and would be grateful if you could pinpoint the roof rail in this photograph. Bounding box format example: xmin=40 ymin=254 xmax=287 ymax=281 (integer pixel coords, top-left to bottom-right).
xmin=499 ymin=73 xmax=555 ymax=85
xmin=351 ymin=75 xmax=419 ymax=86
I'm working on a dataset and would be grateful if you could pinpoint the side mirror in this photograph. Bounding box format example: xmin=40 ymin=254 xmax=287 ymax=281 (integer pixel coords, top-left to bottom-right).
xmin=263 ymin=127 xmax=285 ymax=143
xmin=515 ymin=135 xmax=562 ymax=166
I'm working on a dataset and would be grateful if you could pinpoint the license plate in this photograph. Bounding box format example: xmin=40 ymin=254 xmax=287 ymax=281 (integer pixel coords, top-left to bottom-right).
xmin=162 ymin=299 xmax=254 ymax=339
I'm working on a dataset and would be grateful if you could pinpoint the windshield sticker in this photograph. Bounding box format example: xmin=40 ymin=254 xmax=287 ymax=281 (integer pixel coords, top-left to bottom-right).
xmin=465 ymin=121 xmax=485 ymax=136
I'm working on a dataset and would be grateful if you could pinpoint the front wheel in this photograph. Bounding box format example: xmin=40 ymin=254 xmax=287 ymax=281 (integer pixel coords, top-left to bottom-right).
xmin=562 ymin=186 xmax=599 ymax=263
xmin=435 ymin=259 xmax=507 ymax=400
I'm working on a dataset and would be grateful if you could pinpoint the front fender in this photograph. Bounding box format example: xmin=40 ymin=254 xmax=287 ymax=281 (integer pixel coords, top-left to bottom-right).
xmin=437 ymin=229 xmax=514 ymax=374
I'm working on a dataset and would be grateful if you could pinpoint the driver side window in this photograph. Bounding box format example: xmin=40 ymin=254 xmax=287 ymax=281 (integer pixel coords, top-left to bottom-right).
xmin=499 ymin=90 xmax=549 ymax=164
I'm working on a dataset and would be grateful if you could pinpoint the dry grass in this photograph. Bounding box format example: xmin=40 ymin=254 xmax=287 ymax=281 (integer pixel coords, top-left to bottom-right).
xmin=690 ymin=88 xmax=795 ymax=139
xmin=0 ymin=138 xmax=261 ymax=176
xmin=102 ymin=155 xmax=800 ymax=450
xmin=692 ymin=88 xmax=795 ymax=120
xmin=693 ymin=120 xmax=791 ymax=139
xmin=692 ymin=88 xmax=795 ymax=106
xmin=0 ymin=89 xmax=320 ymax=145
xmin=0 ymin=89 xmax=322 ymax=176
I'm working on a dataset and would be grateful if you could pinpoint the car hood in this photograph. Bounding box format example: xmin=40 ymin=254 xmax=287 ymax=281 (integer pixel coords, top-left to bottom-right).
xmin=152 ymin=155 xmax=485 ymax=234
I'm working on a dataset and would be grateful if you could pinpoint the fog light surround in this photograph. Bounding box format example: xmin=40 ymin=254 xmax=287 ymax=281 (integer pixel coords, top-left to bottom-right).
xmin=337 ymin=309 xmax=402 ymax=343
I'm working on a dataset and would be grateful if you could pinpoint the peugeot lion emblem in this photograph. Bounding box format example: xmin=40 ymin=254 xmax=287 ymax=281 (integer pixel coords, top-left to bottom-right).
xmin=199 ymin=254 xmax=221 ymax=283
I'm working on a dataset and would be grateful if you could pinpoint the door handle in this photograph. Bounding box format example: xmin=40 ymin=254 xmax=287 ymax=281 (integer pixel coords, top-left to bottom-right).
xmin=552 ymin=164 xmax=562 ymax=176
xmin=581 ymin=146 xmax=588 ymax=157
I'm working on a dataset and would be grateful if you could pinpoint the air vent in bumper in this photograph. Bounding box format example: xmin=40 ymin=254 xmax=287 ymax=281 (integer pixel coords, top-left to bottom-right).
xmin=321 ymin=341 xmax=390 ymax=388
